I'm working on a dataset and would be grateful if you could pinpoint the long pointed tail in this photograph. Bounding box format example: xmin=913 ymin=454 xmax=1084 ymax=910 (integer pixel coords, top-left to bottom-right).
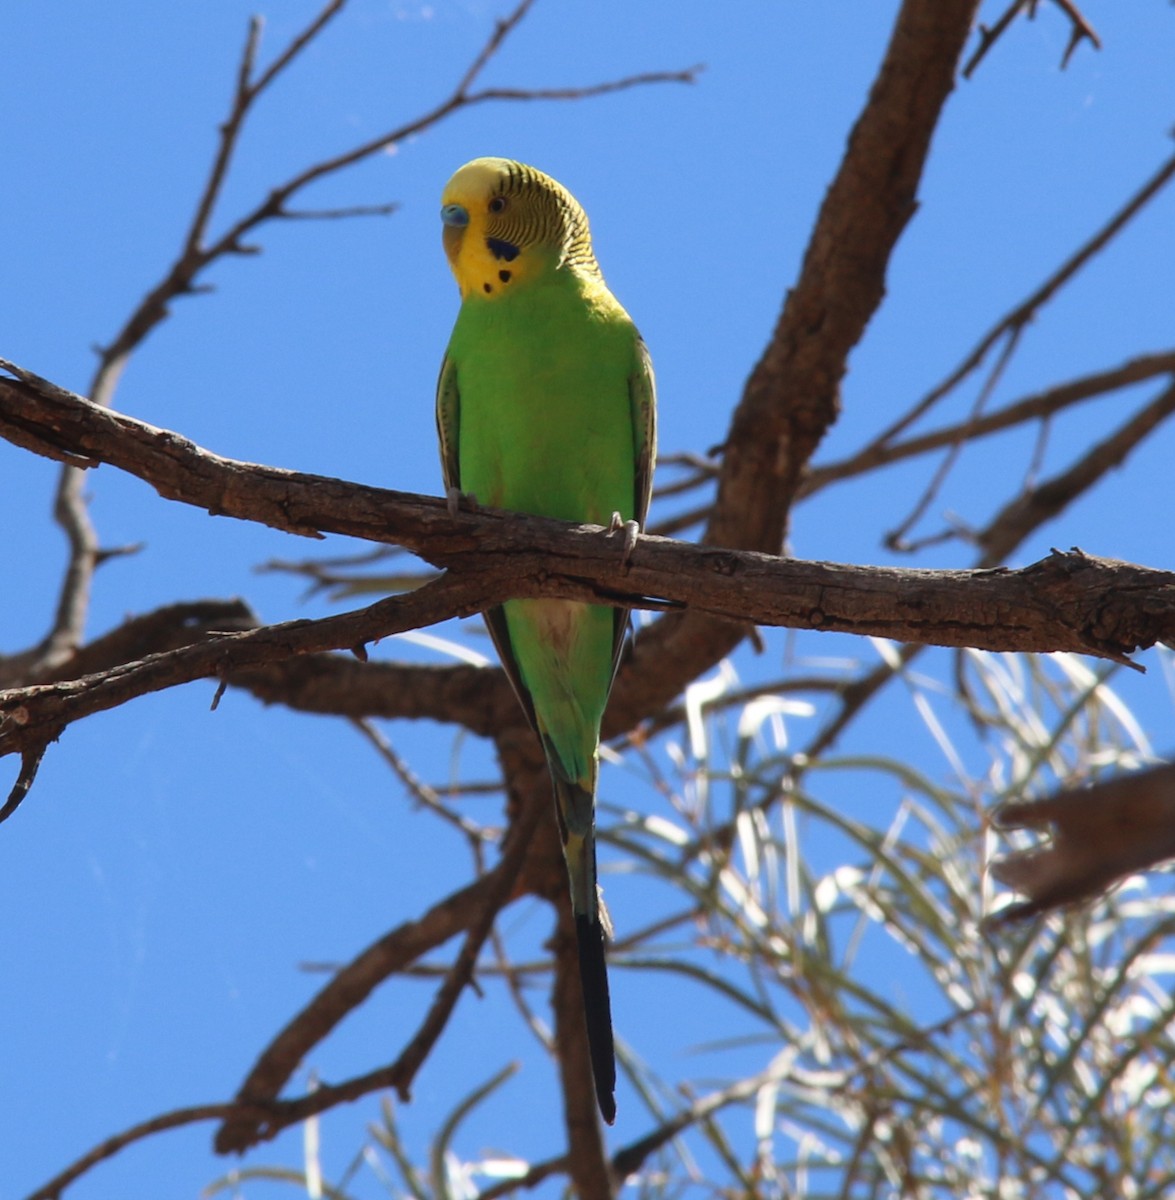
xmin=576 ymin=911 xmax=616 ymax=1124
xmin=551 ymin=769 xmax=617 ymax=1124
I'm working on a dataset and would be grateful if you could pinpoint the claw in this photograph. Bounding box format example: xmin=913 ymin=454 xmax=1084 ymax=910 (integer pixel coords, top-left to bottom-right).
xmin=446 ymin=486 xmax=478 ymax=518
xmin=609 ymin=513 xmax=641 ymax=566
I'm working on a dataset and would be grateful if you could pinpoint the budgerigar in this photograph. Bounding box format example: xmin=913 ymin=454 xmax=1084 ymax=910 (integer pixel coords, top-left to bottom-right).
xmin=437 ymin=157 xmax=656 ymax=1124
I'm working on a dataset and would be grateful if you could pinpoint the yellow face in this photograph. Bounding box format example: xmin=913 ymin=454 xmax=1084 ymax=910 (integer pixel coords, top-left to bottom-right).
xmin=440 ymin=157 xmax=593 ymax=299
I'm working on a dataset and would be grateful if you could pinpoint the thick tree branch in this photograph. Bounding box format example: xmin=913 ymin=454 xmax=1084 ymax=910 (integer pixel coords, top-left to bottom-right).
xmin=708 ymin=0 xmax=981 ymax=557
xmin=991 ymin=762 xmax=1175 ymax=920
xmin=1 ymin=0 xmax=985 ymax=780
xmin=10 ymin=365 xmax=1171 ymax=653
xmin=615 ymin=0 xmax=985 ymax=741
xmin=1 ymin=600 xmax=259 ymax=688
xmin=3 ymin=539 xmax=1173 ymax=772
xmin=230 ymin=655 xmax=512 ymax=738
xmin=4 ymin=365 xmax=1175 ymax=784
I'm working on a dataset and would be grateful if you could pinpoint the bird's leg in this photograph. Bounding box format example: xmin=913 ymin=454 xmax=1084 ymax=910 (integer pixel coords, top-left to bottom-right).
xmin=446 ymin=486 xmax=479 ymax=518
xmin=609 ymin=511 xmax=641 ymax=566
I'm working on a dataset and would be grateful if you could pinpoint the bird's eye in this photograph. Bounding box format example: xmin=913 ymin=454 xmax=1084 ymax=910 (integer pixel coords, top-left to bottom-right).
xmin=488 ymin=196 xmax=507 ymax=214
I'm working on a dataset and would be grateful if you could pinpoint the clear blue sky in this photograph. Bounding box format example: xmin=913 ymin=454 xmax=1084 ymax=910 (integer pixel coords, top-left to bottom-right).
xmin=3 ymin=2 xmax=1174 ymax=1196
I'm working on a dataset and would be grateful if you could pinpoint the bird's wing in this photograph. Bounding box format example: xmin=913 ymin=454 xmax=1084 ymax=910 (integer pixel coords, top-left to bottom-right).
xmin=437 ymin=349 xmax=541 ymax=731
xmin=607 ymin=334 xmax=659 ymax=680
xmin=435 ymin=351 xmax=461 ymax=496
xmin=631 ymin=333 xmax=658 ymax=531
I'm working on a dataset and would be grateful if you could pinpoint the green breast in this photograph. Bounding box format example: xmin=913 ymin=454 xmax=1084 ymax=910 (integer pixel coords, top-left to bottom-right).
xmin=447 ymin=277 xmax=639 ymax=525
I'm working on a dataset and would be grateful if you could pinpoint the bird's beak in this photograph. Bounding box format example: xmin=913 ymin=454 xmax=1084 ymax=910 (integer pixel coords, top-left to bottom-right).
xmin=441 ymin=203 xmax=469 ymax=268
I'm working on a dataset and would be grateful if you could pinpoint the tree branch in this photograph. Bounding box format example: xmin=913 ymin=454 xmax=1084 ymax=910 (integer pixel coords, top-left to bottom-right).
xmin=4 ymin=364 xmax=1175 ymax=789
xmin=614 ymin=0 xmax=985 ymax=742
xmin=963 ymin=0 xmax=1101 ymax=78
xmin=871 ymin=148 xmax=1175 ymax=453
xmin=708 ymin=0 xmax=982 ymax=558
xmin=3 ymin=534 xmax=1172 ymax=772
xmin=22 ymin=1103 xmax=255 ymax=1200
xmin=214 ymin=792 xmax=543 ymax=1153
xmin=803 ymin=351 xmax=1175 ymax=499
xmin=991 ymin=762 xmax=1175 ymax=920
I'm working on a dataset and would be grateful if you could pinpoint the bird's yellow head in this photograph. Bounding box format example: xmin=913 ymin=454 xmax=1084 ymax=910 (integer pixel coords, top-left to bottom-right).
xmin=440 ymin=157 xmax=600 ymax=300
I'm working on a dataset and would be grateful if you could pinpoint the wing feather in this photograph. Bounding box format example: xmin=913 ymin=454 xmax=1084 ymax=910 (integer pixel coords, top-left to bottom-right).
xmin=435 ymin=353 xmax=461 ymax=495
xmin=607 ymin=334 xmax=658 ymax=682
xmin=630 ymin=334 xmax=657 ymax=529
xmin=437 ymin=350 xmax=541 ymax=731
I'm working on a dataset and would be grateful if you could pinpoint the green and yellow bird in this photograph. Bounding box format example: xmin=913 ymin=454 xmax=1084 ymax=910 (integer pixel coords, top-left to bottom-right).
xmin=437 ymin=157 xmax=656 ymax=1124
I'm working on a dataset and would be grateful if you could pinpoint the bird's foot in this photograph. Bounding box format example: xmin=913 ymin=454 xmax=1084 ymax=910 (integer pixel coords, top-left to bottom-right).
xmin=609 ymin=512 xmax=641 ymax=567
xmin=445 ymin=486 xmax=479 ymax=518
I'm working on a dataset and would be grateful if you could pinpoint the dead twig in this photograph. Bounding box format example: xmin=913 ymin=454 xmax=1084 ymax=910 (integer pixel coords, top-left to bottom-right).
xmin=867 ymin=150 xmax=1175 ymax=456
xmin=963 ymin=0 xmax=1100 ymax=78
xmin=215 ymin=793 xmax=545 ymax=1153
xmin=803 ymin=351 xmax=1175 ymax=497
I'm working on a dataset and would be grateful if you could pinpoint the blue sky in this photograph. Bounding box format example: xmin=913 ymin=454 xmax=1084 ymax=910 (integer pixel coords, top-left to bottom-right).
xmin=3 ymin=2 xmax=1175 ymax=1197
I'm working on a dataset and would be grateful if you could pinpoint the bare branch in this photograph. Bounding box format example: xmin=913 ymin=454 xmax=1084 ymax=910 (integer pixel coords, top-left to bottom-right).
xmin=353 ymin=717 xmax=493 ymax=843
xmin=871 ymin=148 xmax=1175 ymax=452
xmin=963 ymin=0 xmax=1100 ymax=78
xmin=0 ymin=573 xmax=499 ymax=763
xmin=4 ymin=363 xmax=1175 ymax=774
xmin=978 ymin=381 xmax=1175 ymax=562
xmin=94 ymin=0 xmax=693 ymax=386
xmin=453 ymin=0 xmax=537 ymax=96
xmin=213 ymin=793 xmax=544 ymax=1153
xmin=278 ymin=201 xmax=400 ymax=221
xmin=227 ymin=653 xmax=508 ymax=738
xmin=467 ymin=69 xmax=702 ymax=104
xmin=963 ymin=0 xmax=1025 ymax=77
xmin=797 ymin=381 xmax=1175 ymax=763
xmin=708 ymin=0 xmax=982 ymax=557
xmin=803 ymin=351 xmax=1175 ymax=496
xmin=23 ymin=1103 xmax=253 ymax=1200
xmin=615 ymin=0 xmax=986 ymax=745
xmin=885 ymin=325 xmax=1023 ymax=551
xmin=248 ymin=0 xmax=348 ymax=98
xmin=4 ymin=540 xmax=1173 ymax=782
xmin=1055 ymin=0 xmax=1102 ymax=67
xmin=991 ymin=762 xmax=1175 ymax=920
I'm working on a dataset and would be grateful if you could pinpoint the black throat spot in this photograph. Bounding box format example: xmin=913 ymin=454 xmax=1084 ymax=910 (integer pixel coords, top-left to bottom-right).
xmin=485 ymin=237 xmax=520 ymax=262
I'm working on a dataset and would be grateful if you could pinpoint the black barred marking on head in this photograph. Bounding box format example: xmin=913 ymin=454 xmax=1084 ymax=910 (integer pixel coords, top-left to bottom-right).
xmin=486 ymin=160 xmax=600 ymax=277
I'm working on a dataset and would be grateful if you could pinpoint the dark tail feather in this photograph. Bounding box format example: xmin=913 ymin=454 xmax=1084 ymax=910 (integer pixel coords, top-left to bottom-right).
xmin=576 ymin=913 xmax=617 ymax=1124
